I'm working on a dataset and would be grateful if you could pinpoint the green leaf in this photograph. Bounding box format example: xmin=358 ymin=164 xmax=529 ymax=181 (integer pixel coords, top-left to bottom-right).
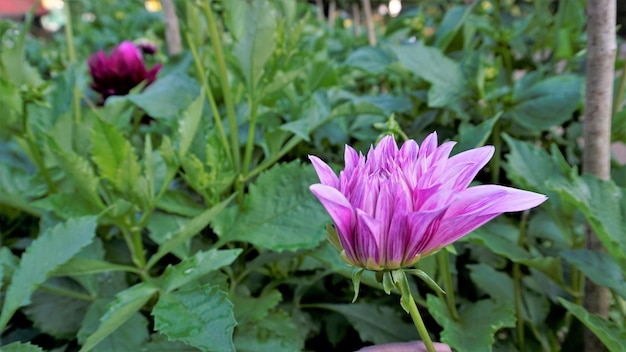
xmin=0 ymin=216 xmax=97 ymax=330
xmin=509 ymin=74 xmax=583 ymax=131
xmin=233 ymin=0 xmax=277 ymax=91
xmin=392 ymin=43 xmax=469 ymax=107
xmin=152 ymin=285 xmax=236 ymax=352
xmin=47 ymin=137 xmax=102 ymax=208
xmin=22 ymin=277 xmax=91 ymax=339
xmin=78 ymin=298 xmax=149 ymax=352
xmin=344 ymin=46 xmax=393 ymax=74
xmin=178 ymin=92 xmax=204 ymax=158
xmin=142 ymin=334 xmax=199 ymax=351
xmin=561 ymin=249 xmax=626 ymax=300
xmin=231 ymin=290 xmax=283 ymax=326
xmin=128 ymin=74 xmax=201 ymax=120
xmin=53 ymin=258 xmax=139 ymax=277
xmin=160 ymin=248 xmax=242 ymax=292
xmin=315 ymin=303 xmax=419 ymax=344
xmin=548 ymin=175 xmax=626 ymax=262
xmin=464 ymin=223 xmax=566 ymax=287
xmin=427 ymin=296 xmax=515 ymax=352
xmin=213 ymin=162 xmax=328 ymax=251
xmin=455 ymin=113 xmax=501 ymax=153
xmin=0 ymin=342 xmax=44 ymax=352
xmin=559 ymin=298 xmax=626 ymax=351
xmin=146 ymin=195 xmax=234 ymax=268
xmin=91 ymin=117 xmax=141 ymax=196
xmin=79 ymin=283 xmax=157 ymax=352
xmin=234 ymin=310 xmax=303 ymax=352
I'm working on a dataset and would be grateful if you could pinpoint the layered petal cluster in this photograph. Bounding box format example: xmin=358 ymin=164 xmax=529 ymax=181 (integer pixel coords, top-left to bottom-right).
xmin=309 ymin=133 xmax=547 ymax=271
xmin=88 ymin=41 xmax=162 ymax=102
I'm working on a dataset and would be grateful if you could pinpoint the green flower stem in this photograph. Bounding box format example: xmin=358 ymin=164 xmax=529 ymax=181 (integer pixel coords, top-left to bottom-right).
xmin=490 ymin=121 xmax=502 ymax=184
xmin=513 ymin=210 xmax=530 ymax=349
xmin=242 ymin=94 xmax=258 ymax=177
xmin=39 ymin=283 xmax=95 ymax=302
xmin=63 ymin=0 xmax=81 ymax=126
xmin=121 ymin=225 xmax=145 ymax=269
xmin=438 ymin=250 xmax=459 ymax=321
xmin=202 ymin=0 xmax=240 ymax=173
xmin=185 ymin=31 xmax=233 ymax=165
xmin=393 ymin=271 xmax=437 ymax=352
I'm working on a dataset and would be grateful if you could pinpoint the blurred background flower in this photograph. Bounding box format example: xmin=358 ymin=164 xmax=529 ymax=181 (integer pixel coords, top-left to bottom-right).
xmin=87 ymin=40 xmax=161 ymax=102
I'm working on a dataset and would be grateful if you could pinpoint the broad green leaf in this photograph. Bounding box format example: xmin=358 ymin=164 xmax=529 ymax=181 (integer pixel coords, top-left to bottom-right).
xmin=142 ymin=334 xmax=199 ymax=351
xmin=31 ymin=193 xmax=102 ymax=219
xmin=464 ymin=222 xmax=566 ymax=286
xmin=280 ymin=92 xmax=331 ymax=141
xmin=213 ymin=162 xmax=328 ymax=251
xmin=234 ymin=310 xmax=303 ymax=352
xmin=53 ymin=258 xmax=138 ymax=277
xmin=146 ymin=213 xmax=191 ymax=260
xmin=392 ymin=43 xmax=469 ymax=107
xmin=178 ymin=92 xmax=204 ymax=158
xmin=455 ymin=113 xmax=500 ymax=153
xmin=146 ymin=195 xmax=234 ymax=268
xmin=468 ymin=264 xmax=514 ymax=306
xmin=78 ymin=298 xmax=149 ymax=352
xmin=47 ymin=137 xmax=101 ymax=207
xmin=22 ymin=277 xmax=91 ymax=339
xmin=561 ymin=249 xmax=626 ymax=300
xmin=160 ymin=248 xmax=242 ymax=292
xmin=315 ymin=303 xmax=418 ymax=344
xmin=559 ymin=298 xmax=626 ymax=352
xmin=233 ymin=0 xmax=277 ymax=91
xmin=0 ymin=342 xmax=44 ymax=352
xmin=0 ymin=216 xmax=97 ymax=330
xmin=0 ymin=79 xmax=23 ymax=135
xmin=231 ymin=290 xmax=283 ymax=326
xmin=549 ymin=175 xmax=626 ymax=262
xmin=155 ymin=190 xmax=205 ymax=217
xmin=79 ymin=283 xmax=157 ymax=352
xmin=152 ymin=285 xmax=236 ymax=352
xmin=128 ymin=74 xmax=201 ymax=120
xmin=91 ymin=117 xmax=141 ymax=197
xmin=509 ymin=74 xmax=583 ymax=131
xmin=427 ymin=296 xmax=515 ymax=352
xmin=344 ymin=46 xmax=393 ymax=74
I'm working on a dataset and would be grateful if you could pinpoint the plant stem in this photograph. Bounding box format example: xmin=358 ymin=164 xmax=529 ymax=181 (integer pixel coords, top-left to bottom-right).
xmin=490 ymin=121 xmax=501 ymax=184
xmin=513 ymin=210 xmax=530 ymax=349
xmin=39 ymin=283 xmax=95 ymax=301
xmin=202 ymin=0 xmax=240 ymax=173
xmin=63 ymin=0 xmax=81 ymax=126
xmin=242 ymin=94 xmax=258 ymax=175
xmin=393 ymin=271 xmax=436 ymax=352
xmin=185 ymin=31 xmax=233 ymax=164
xmin=438 ymin=250 xmax=459 ymax=321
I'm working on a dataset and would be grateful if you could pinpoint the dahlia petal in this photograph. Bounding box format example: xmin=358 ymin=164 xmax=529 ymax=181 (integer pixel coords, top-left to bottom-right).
xmin=309 ymin=155 xmax=339 ymax=187
xmin=404 ymin=206 xmax=448 ymax=262
xmin=309 ymin=184 xmax=356 ymax=257
xmin=384 ymin=188 xmax=409 ymax=266
xmin=448 ymin=185 xmax=547 ymax=217
xmin=445 ymin=146 xmax=494 ymax=190
xmin=418 ymin=132 xmax=438 ymax=159
xmin=354 ymin=209 xmax=382 ymax=269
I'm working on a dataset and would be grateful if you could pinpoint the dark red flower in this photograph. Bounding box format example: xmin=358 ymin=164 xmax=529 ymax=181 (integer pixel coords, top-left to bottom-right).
xmin=88 ymin=41 xmax=162 ymax=102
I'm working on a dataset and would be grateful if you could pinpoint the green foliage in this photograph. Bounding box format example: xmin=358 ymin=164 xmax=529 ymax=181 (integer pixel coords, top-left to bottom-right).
xmin=427 ymin=296 xmax=516 ymax=352
xmin=0 ymin=216 xmax=97 ymax=330
xmin=153 ymin=285 xmax=236 ymax=352
xmin=213 ymin=162 xmax=327 ymax=251
xmin=0 ymin=0 xmax=624 ymax=350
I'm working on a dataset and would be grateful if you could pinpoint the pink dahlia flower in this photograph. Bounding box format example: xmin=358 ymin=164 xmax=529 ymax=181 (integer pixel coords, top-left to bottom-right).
xmin=88 ymin=41 xmax=162 ymax=102
xmin=309 ymin=133 xmax=547 ymax=271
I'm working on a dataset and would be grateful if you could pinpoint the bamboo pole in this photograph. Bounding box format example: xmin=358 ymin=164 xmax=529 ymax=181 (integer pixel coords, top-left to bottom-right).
xmin=582 ymin=0 xmax=615 ymax=350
